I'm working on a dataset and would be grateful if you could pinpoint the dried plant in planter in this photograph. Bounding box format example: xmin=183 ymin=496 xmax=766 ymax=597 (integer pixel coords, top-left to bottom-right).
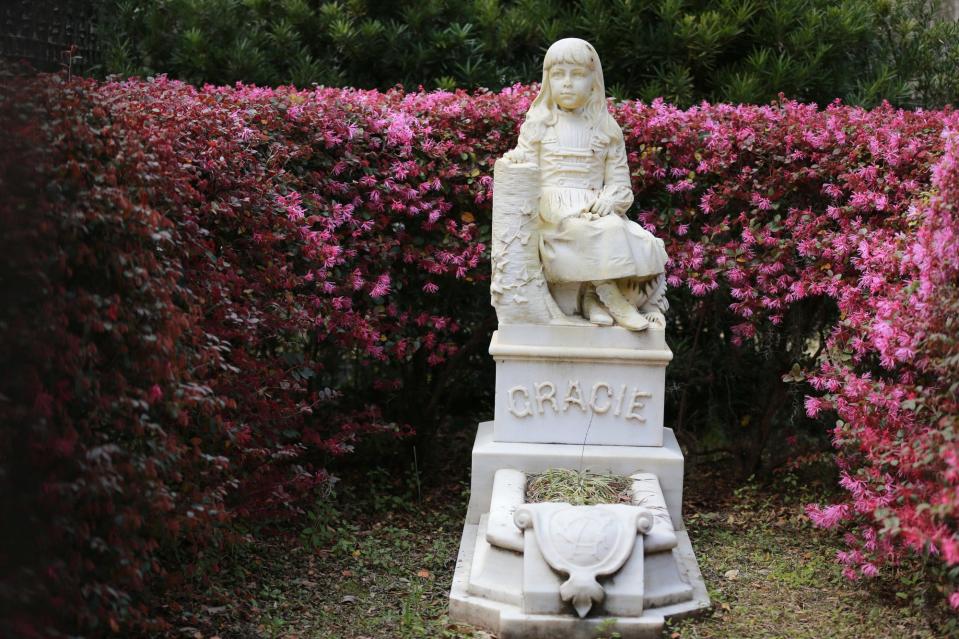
xmin=526 ymin=469 xmax=633 ymax=506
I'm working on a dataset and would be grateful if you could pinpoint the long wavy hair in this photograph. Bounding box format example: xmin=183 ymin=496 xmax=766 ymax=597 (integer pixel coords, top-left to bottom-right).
xmin=521 ymin=38 xmax=619 ymax=140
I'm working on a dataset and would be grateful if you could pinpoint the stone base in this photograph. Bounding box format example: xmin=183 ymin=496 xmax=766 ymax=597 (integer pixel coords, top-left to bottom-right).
xmin=466 ymin=421 xmax=686 ymax=530
xmin=450 ymin=522 xmax=710 ymax=639
xmin=450 ymin=422 xmax=711 ymax=638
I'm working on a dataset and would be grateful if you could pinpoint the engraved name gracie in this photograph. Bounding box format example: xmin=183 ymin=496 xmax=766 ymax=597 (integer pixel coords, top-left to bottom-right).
xmin=506 ymin=381 xmax=651 ymax=422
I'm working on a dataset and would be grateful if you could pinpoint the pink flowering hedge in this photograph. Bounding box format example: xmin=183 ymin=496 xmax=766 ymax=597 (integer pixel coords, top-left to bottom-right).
xmin=1 ymin=73 xmax=956 ymax=635
xmin=806 ymin=119 xmax=959 ymax=594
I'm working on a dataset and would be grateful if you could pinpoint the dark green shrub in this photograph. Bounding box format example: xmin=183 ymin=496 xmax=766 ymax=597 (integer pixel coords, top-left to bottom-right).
xmin=865 ymin=0 xmax=959 ymax=107
xmin=100 ymin=0 xmax=959 ymax=107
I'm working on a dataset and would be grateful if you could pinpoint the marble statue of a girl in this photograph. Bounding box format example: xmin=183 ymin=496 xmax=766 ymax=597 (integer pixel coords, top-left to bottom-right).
xmin=499 ymin=38 xmax=668 ymax=331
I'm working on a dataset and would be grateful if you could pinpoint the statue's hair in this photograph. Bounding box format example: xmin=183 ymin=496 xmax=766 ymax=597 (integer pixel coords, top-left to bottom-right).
xmin=520 ymin=38 xmax=620 ymax=142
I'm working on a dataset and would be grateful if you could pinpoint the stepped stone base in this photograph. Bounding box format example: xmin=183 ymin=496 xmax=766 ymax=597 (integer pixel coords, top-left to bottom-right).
xmin=450 ymin=520 xmax=710 ymax=639
xmin=449 ymin=423 xmax=710 ymax=638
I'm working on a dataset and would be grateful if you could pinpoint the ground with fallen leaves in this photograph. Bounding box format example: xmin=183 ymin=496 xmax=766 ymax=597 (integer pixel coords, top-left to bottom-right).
xmin=161 ymin=426 xmax=956 ymax=639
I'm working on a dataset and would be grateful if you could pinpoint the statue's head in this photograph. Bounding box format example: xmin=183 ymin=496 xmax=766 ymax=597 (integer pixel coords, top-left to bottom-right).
xmin=529 ymin=38 xmax=609 ymax=127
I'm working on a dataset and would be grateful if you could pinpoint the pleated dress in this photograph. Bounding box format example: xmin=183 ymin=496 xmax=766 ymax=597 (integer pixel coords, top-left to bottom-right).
xmin=522 ymin=109 xmax=667 ymax=285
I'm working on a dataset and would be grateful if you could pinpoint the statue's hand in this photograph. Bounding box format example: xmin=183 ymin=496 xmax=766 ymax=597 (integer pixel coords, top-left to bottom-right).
xmin=502 ymin=148 xmax=531 ymax=164
xmin=588 ymin=198 xmax=615 ymax=218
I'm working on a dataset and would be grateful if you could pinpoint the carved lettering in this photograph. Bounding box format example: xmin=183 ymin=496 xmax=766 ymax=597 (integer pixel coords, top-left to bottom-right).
xmin=507 ymin=386 xmax=532 ymax=417
xmin=589 ymin=382 xmax=613 ymax=414
xmin=614 ymin=383 xmax=627 ymax=416
xmin=563 ymin=380 xmax=587 ymax=412
xmin=625 ymin=389 xmax=652 ymax=422
xmin=503 ymin=381 xmax=654 ymax=422
xmin=534 ymin=381 xmax=558 ymax=414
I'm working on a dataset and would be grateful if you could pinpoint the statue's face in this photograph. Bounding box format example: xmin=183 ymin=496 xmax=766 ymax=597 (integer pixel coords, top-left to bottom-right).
xmin=548 ymin=63 xmax=592 ymax=111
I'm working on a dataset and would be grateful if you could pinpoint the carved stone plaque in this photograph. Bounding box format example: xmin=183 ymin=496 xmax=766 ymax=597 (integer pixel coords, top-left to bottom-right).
xmin=514 ymin=502 xmax=653 ymax=617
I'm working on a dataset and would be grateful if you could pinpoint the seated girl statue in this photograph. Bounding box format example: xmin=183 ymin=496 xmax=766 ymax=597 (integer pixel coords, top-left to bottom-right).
xmin=502 ymin=37 xmax=668 ymax=331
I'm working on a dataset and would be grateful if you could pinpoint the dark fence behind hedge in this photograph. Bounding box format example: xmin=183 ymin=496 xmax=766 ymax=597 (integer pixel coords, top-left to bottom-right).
xmin=1 ymin=0 xmax=100 ymax=73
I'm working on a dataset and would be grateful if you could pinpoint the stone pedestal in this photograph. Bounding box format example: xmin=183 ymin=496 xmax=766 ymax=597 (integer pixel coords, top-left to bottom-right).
xmin=492 ymin=325 xmax=670 ymax=446
xmin=449 ymin=326 xmax=710 ymax=638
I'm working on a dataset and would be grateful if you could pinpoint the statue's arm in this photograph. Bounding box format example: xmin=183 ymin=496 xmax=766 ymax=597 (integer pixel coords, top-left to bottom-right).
xmin=598 ymin=131 xmax=634 ymax=216
xmin=502 ymin=121 xmax=540 ymax=165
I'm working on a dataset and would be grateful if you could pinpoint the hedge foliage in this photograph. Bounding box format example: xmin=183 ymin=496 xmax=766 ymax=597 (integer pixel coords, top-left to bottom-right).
xmin=100 ymin=0 xmax=959 ymax=107
xmin=2 ymin=74 xmax=957 ymax=635
xmin=0 ymin=73 xmax=516 ymax=637
xmin=807 ymin=117 xmax=959 ymax=595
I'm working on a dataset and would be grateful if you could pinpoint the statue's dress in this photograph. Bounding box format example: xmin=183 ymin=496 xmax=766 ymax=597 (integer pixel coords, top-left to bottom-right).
xmin=519 ymin=109 xmax=667 ymax=284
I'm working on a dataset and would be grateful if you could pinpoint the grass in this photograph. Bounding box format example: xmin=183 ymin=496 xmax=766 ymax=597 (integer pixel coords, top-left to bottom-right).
xmin=160 ymin=430 xmax=957 ymax=639
xmin=666 ymin=479 xmax=949 ymax=639
xmin=526 ymin=468 xmax=633 ymax=505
